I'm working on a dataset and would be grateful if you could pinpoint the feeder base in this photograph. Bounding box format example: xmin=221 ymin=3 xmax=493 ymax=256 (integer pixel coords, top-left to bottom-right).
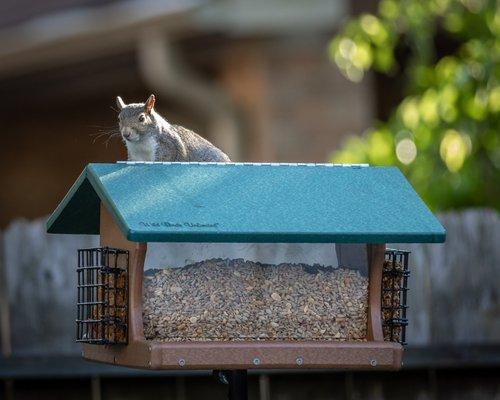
xmin=82 ymin=340 xmax=403 ymax=370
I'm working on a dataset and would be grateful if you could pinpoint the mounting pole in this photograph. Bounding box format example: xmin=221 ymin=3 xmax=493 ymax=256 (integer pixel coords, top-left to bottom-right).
xmin=227 ymin=370 xmax=248 ymax=400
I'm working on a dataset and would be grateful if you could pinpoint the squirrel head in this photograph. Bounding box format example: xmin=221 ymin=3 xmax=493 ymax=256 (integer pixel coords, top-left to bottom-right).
xmin=116 ymin=94 xmax=156 ymax=143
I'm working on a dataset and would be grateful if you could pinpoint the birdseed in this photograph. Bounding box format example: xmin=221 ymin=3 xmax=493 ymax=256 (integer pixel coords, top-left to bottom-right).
xmin=142 ymin=258 xmax=368 ymax=342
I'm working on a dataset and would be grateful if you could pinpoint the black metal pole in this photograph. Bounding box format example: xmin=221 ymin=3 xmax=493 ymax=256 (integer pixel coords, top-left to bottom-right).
xmin=227 ymin=370 xmax=248 ymax=400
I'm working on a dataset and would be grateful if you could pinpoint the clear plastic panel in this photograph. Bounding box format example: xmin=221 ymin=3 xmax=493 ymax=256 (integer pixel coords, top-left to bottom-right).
xmin=142 ymin=244 xmax=368 ymax=342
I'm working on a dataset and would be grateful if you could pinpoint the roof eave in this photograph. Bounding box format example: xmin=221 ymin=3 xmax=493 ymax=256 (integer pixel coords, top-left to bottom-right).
xmin=126 ymin=231 xmax=446 ymax=244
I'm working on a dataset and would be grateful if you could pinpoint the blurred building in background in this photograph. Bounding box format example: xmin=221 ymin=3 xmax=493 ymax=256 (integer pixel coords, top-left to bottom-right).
xmin=0 ymin=0 xmax=374 ymax=228
xmin=0 ymin=1 xmax=499 ymax=399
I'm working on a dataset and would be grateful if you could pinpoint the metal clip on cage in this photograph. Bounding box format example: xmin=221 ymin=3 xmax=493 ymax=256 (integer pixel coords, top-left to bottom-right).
xmin=382 ymin=249 xmax=410 ymax=345
xmin=76 ymin=247 xmax=129 ymax=345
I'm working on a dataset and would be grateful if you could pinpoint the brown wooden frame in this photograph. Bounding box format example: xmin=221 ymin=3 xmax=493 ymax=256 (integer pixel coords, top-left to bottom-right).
xmin=83 ymin=204 xmax=403 ymax=370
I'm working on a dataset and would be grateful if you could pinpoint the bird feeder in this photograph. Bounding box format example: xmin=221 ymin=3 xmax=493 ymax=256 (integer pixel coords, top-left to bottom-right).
xmin=47 ymin=162 xmax=445 ymax=371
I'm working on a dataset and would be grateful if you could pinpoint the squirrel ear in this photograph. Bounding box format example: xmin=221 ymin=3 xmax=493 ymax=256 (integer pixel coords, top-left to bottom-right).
xmin=145 ymin=94 xmax=155 ymax=114
xmin=116 ymin=96 xmax=126 ymax=110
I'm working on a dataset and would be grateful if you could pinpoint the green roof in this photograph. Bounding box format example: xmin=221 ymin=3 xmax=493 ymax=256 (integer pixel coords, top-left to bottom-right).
xmin=46 ymin=163 xmax=446 ymax=243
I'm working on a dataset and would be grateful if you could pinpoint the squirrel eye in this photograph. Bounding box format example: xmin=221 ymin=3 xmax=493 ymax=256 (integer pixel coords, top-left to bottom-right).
xmin=139 ymin=114 xmax=146 ymax=122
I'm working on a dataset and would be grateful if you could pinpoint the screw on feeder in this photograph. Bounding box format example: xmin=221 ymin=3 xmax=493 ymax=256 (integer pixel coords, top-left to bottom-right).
xmin=178 ymin=358 xmax=186 ymax=367
xmin=296 ymin=356 xmax=303 ymax=366
xmin=252 ymin=357 xmax=261 ymax=366
xmin=370 ymin=358 xmax=377 ymax=367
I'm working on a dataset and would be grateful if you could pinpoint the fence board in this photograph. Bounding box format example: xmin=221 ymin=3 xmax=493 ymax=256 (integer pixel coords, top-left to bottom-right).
xmin=392 ymin=208 xmax=500 ymax=345
xmin=3 ymin=218 xmax=98 ymax=356
xmin=0 ymin=230 xmax=12 ymax=357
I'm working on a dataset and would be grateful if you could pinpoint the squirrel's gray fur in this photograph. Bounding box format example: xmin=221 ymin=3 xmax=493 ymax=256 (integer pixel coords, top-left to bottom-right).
xmin=116 ymin=94 xmax=230 ymax=162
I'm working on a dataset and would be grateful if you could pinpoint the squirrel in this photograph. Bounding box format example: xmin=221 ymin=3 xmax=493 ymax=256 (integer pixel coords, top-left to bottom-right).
xmin=116 ymin=94 xmax=231 ymax=162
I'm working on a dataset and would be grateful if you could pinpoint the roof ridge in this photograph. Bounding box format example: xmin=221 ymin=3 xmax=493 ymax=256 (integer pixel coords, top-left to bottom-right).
xmin=115 ymin=161 xmax=369 ymax=167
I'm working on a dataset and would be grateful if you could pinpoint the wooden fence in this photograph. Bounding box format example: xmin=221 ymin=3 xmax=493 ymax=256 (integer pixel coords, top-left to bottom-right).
xmin=0 ymin=209 xmax=498 ymax=357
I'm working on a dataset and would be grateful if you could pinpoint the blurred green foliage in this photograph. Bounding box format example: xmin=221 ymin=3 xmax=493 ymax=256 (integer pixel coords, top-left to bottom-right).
xmin=329 ymin=0 xmax=499 ymax=211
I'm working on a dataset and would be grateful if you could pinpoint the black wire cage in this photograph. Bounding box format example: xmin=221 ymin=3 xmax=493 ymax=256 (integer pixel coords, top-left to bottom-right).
xmin=76 ymin=247 xmax=129 ymax=345
xmin=382 ymin=249 xmax=410 ymax=345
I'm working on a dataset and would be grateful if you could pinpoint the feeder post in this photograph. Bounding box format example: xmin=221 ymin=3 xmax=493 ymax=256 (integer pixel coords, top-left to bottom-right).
xmin=227 ymin=370 xmax=248 ymax=400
